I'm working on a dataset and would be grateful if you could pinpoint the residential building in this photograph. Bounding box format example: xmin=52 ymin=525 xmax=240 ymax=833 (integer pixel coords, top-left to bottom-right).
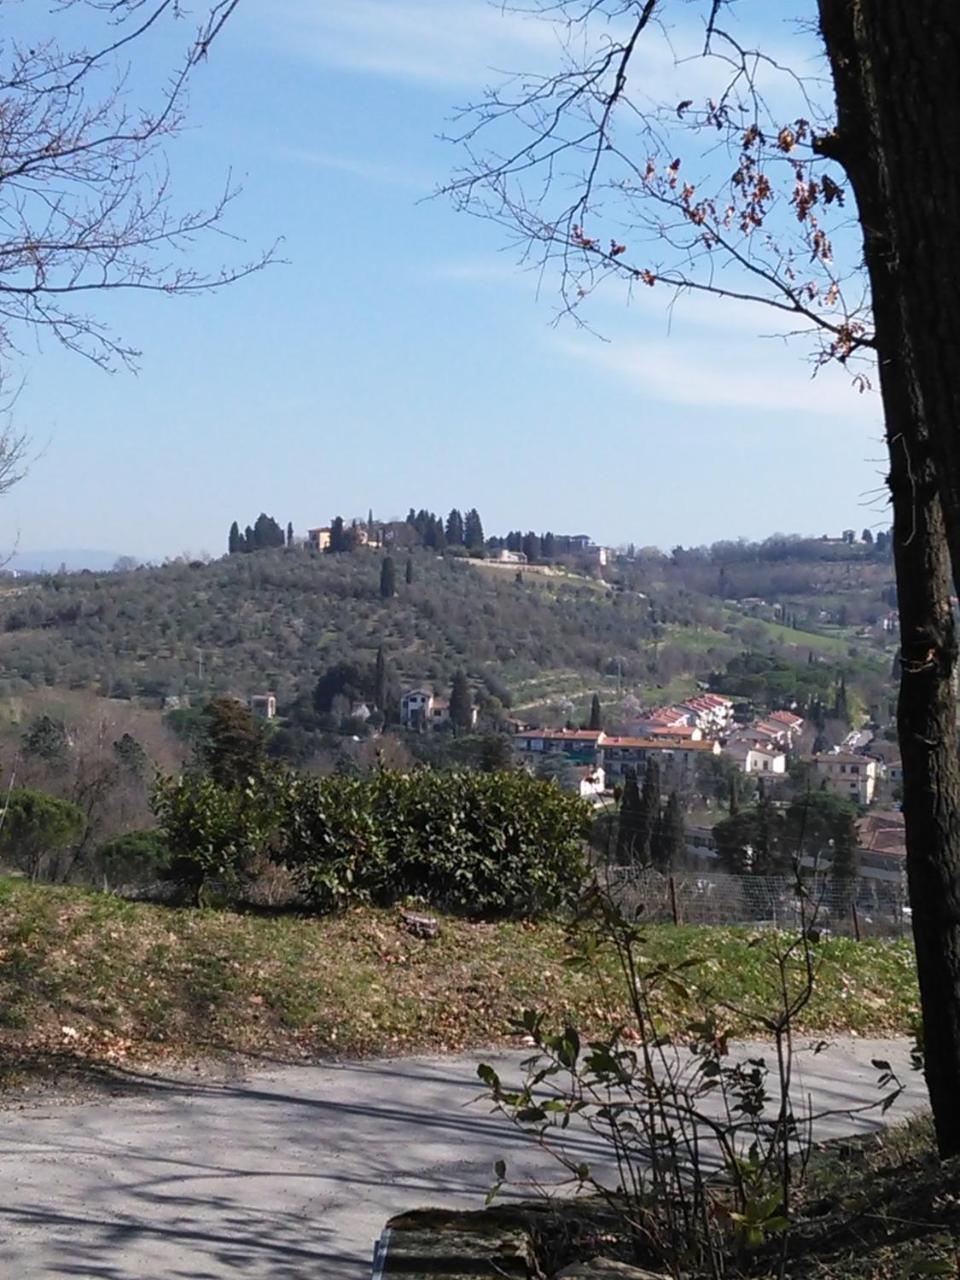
xmin=493 ymin=549 xmax=527 ymax=564
xmin=808 ymin=752 xmax=879 ymax=805
xmin=677 ymin=693 xmax=735 ymax=735
xmin=768 ymin=710 xmax=805 ymax=737
xmin=628 ymin=706 xmax=693 ymax=736
xmin=306 ymin=527 xmax=331 ymax=552
xmin=511 ymin=728 xmax=603 ymax=768
xmin=400 ymin=688 xmax=477 ymax=732
xmin=249 ymin=693 xmax=277 ymax=721
xmin=723 ymin=739 xmax=787 ymax=776
xmin=599 ymin=735 xmax=720 ymax=784
xmin=574 ymin=765 xmax=606 ymax=803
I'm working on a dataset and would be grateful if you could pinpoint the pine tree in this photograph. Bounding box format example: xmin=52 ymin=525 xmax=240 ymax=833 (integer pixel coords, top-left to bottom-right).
xmin=228 ymin=521 xmax=242 ymax=555
xmin=405 ymin=557 xmax=413 ymax=585
xmin=464 ymin=508 xmax=484 ymax=551
xmin=589 ymin=693 xmax=602 ymax=731
xmin=449 ymin=670 xmax=473 ymax=734
xmin=380 ymin=557 xmax=396 ymax=599
xmin=445 ymin=508 xmax=465 ymax=545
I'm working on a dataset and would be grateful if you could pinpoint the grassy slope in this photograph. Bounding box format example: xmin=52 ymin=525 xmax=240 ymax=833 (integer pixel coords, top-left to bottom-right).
xmin=0 ymin=879 xmax=919 ymax=1076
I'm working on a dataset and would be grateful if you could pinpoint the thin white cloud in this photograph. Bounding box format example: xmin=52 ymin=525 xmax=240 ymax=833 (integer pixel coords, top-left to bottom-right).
xmin=258 ymin=0 xmax=565 ymax=88
xmin=554 ymin=333 xmax=881 ymax=421
xmin=432 ymin=255 xmax=534 ymax=283
xmin=279 ymin=146 xmax=428 ymax=191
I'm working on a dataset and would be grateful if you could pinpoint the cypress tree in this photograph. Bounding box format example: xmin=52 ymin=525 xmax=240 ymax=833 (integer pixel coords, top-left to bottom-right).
xmin=616 ymin=770 xmax=643 ymax=864
xmin=374 ymin=646 xmax=387 ymax=711
xmin=729 ymin=772 xmax=740 ymax=815
xmin=380 ymin=557 xmax=396 ymax=599
xmin=445 ymin=508 xmax=465 ymax=545
xmin=243 ymin=525 xmax=254 ymax=553
xmin=653 ymin=790 xmax=686 ymax=873
xmin=449 ymin=670 xmax=473 ymax=734
xmin=286 ymin=521 xmax=294 ymax=548
xmin=329 ymin=516 xmax=347 ymax=553
xmin=589 ymin=693 xmax=602 ymax=731
xmin=405 ymin=557 xmax=414 ymax=585
xmin=635 ymin=757 xmax=662 ymax=865
xmin=464 ymin=508 xmax=484 ymax=551
xmin=228 ymin=521 xmax=242 ymax=554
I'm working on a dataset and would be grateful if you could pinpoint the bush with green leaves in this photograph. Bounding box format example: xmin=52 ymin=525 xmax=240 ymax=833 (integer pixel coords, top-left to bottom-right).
xmin=154 ymin=765 xmax=590 ymax=917
xmin=0 ymin=788 xmax=86 ymax=882
xmin=152 ymin=772 xmax=282 ymax=906
xmin=93 ymin=829 xmax=171 ymax=890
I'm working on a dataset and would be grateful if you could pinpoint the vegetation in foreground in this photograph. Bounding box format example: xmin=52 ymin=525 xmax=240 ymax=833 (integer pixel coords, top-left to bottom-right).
xmin=0 ymin=877 xmax=918 ymax=1083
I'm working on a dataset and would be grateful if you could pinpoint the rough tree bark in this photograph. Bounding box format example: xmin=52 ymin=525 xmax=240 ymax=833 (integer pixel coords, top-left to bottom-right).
xmin=820 ymin=0 xmax=960 ymax=1157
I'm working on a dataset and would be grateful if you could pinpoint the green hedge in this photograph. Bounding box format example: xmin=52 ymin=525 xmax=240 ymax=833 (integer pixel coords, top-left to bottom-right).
xmin=155 ymin=767 xmax=591 ymax=918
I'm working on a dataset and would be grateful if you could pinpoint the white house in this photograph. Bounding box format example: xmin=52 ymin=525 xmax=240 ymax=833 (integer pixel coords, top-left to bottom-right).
xmin=723 ymin=739 xmax=787 ymax=776
xmin=400 ymin=688 xmax=477 ymax=731
xmin=809 ymin=752 xmax=879 ymax=805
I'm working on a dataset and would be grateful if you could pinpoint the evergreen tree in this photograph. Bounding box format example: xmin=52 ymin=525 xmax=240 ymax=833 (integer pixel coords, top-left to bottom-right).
xmin=445 ymin=508 xmax=465 ymax=545
xmin=616 ymin=769 xmax=644 ymax=864
xmin=374 ymin=646 xmax=388 ymax=711
xmin=635 ymin=758 xmax=662 ymax=865
xmin=729 ymin=773 xmax=740 ymax=815
xmin=464 ymin=508 xmax=484 ymax=551
xmin=834 ymin=674 xmax=850 ymax=725
xmin=194 ymin=697 xmax=265 ymax=789
xmin=405 ymin=557 xmax=414 ymax=585
xmin=522 ymin=531 xmax=541 ymax=562
xmin=286 ymin=521 xmax=294 ymax=548
xmin=589 ymin=693 xmax=602 ymax=731
xmin=329 ymin=516 xmax=348 ymax=553
xmin=22 ymin=715 xmax=69 ymax=766
xmin=541 ymin=531 xmax=556 ymax=560
xmin=861 ymin=527 xmax=874 ymax=545
xmin=243 ymin=525 xmax=254 ymax=552
xmin=479 ymin=734 xmax=513 ymax=772
xmin=228 ymin=520 xmax=242 ymax=555
xmin=449 ymin=670 xmax=473 ymax=733
xmin=653 ymin=790 xmax=685 ymax=872
xmin=831 ymin=817 xmax=860 ymax=916
xmin=380 ymin=557 xmax=396 ymax=599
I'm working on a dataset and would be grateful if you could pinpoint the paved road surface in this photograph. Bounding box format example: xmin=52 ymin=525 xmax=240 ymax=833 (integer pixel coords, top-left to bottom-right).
xmin=0 ymin=1038 xmax=926 ymax=1279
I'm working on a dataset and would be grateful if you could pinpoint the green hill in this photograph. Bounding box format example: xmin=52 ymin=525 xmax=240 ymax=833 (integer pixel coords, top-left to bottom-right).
xmin=0 ymin=546 xmax=892 ymax=722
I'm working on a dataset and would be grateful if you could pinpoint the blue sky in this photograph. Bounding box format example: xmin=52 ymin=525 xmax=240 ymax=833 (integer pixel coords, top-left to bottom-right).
xmin=3 ymin=0 xmax=886 ymax=560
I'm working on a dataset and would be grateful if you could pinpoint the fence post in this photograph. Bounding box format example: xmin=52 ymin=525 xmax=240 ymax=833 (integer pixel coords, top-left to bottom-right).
xmin=851 ymin=899 xmax=862 ymax=942
xmin=669 ymin=874 xmax=680 ymax=926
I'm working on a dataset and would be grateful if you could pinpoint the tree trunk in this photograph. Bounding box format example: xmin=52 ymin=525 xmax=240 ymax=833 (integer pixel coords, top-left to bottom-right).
xmin=820 ymin=0 xmax=960 ymax=1156
xmin=826 ymin=5 xmax=960 ymax=596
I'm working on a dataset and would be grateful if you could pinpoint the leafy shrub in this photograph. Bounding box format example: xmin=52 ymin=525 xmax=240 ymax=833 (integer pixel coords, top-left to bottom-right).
xmin=93 ymin=829 xmax=171 ymax=890
xmin=279 ymin=769 xmax=590 ymax=917
xmin=153 ymin=773 xmax=281 ymax=906
xmin=0 ymin=788 xmax=86 ymax=881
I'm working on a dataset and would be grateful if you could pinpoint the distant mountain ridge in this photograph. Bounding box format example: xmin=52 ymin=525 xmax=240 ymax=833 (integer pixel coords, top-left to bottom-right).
xmin=6 ymin=549 xmax=131 ymax=573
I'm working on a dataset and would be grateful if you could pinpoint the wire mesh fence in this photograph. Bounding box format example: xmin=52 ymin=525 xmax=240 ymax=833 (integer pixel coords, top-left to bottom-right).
xmin=602 ymin=867 xmax=910 ymax=938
